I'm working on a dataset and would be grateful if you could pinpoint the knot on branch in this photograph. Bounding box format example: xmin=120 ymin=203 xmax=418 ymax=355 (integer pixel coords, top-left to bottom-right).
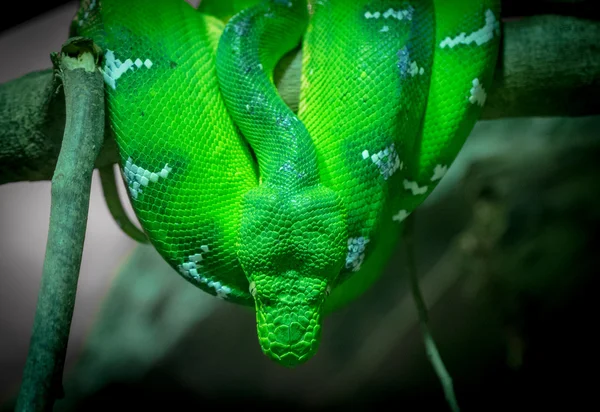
xmin=51 ymin=37 xmax=102 ymax=73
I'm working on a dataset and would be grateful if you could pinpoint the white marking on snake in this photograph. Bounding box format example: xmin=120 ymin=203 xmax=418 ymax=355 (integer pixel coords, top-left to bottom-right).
xmin=365 ymin=144 xmax=401 ymax=180
xmin=408 ymin=61 xmax=425 ymax=77
xmin=431 ymin=164 xmax=449 ymax=182
xmin=384 ymin=7 xmax=414 ymax=20
xmin=440 ymin=9 xmax=500 ymax=49
xmin=190 ymin=253 xmax=203 ymax=262
xmin=392 ymin=210 xmax=410 ymax=223
xmin=469 ymin=78 xmax=487 ymax=106
xmin=397 ymin=48 xmax=423 ymax=77
xmin=101 ymin=50 xmax=154 ymax=90
xmin=123 ymin=158 xmax=171 ymax=200
xmin=366 ymin=8 xmax=413 ymax=20
xmin=211 ymin=282 xmax=232 ymax=299
xmin=178 ymin=250 xmax=231 ymax=299
xmin=380 ymin=25 xmax=390 ymax=33
xmin=346 ymin=237 xmax=370 ymax=272
xmin=403 ymin=179 xmax=428 ymax=195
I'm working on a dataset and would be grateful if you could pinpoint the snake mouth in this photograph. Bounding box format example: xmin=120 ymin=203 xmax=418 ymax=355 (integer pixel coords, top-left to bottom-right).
xmin=254 ymin=302 xmax=323 ymax=368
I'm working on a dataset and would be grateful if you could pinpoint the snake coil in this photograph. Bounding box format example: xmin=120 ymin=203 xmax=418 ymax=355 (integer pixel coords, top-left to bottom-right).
xmin=73 ymin=0 xmax=501 ymax=367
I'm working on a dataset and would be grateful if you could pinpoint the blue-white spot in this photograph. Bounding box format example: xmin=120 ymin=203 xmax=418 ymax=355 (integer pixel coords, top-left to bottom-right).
xmin=346 ymin=237 xmax=370 ymax=272
xmin=362 ymin=144 xmax=401 ymax=180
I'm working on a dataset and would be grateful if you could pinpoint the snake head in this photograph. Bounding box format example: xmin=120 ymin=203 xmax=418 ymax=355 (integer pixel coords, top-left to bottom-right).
xmin=238 ymin=185 xmax=347 ymax=367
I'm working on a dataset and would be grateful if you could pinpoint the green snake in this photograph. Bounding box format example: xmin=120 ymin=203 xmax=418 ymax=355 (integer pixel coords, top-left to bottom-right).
xmin=72 ymin=0 xmax=501 ymax=367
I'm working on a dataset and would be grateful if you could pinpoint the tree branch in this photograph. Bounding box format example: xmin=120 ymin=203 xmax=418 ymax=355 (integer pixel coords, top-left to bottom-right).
xmin=1 ymin=15 xmax=599 ymax=186
xmin=483 ymin=14 xmax=600 ymax=119
xmin=14 ymin=37 xmax=104 ymax=412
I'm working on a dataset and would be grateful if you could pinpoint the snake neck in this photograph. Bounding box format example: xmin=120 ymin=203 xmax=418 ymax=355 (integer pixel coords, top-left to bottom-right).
xmin=240 ymin=74 xmax=319 ymax=190
xmin=217 ymin=0 xmax=318 ymax=190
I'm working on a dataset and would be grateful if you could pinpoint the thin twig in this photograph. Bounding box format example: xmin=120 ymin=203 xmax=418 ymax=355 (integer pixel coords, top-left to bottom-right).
xmin=404 ymin=214 xmax=460 ymax=412
xmin=15 ymin=37 xmax=104 ymax=412
xmin=99 ymin=164 xmax=148 ymax=243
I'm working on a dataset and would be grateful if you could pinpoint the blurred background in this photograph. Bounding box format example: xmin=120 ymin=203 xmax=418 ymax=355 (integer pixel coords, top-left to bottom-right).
xmin=1 ymin=2 xmax=599 ymax=411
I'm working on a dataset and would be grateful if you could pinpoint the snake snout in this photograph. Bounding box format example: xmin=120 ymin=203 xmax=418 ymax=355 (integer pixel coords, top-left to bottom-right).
xmin=255 ymin=304 xmax=323 ymax=368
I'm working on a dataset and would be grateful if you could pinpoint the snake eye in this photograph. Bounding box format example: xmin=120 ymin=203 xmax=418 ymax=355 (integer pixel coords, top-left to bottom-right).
xmin=249 ymin=281 xmax=257 ymax=297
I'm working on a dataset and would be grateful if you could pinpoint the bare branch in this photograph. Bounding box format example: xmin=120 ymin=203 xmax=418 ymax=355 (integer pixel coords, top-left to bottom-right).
xmin=14 ymin=37 xmax=104 ymax=412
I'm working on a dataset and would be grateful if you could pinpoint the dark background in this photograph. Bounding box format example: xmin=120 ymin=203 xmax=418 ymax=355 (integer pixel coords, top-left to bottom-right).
xmin=3 ymin=0 xmax=600 ymax=34
xmin=0 ymin=1 xmax=72 ymax=33
xmin=1 ymin=1 xmax=599 ymax=411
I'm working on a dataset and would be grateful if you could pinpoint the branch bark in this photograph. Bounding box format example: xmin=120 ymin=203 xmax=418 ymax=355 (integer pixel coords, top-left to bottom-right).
xmin=483 ymin=14 xmax=600 ymax=118
xmin=0 ymin=15 xmax=599 ymax=186
xmin=14 ymin=38 xmax=104 ymax=412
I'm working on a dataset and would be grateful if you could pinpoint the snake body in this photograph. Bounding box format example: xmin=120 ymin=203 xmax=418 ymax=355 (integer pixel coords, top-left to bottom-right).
xmin=73 ymin=0 xmax=500 ymax=367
